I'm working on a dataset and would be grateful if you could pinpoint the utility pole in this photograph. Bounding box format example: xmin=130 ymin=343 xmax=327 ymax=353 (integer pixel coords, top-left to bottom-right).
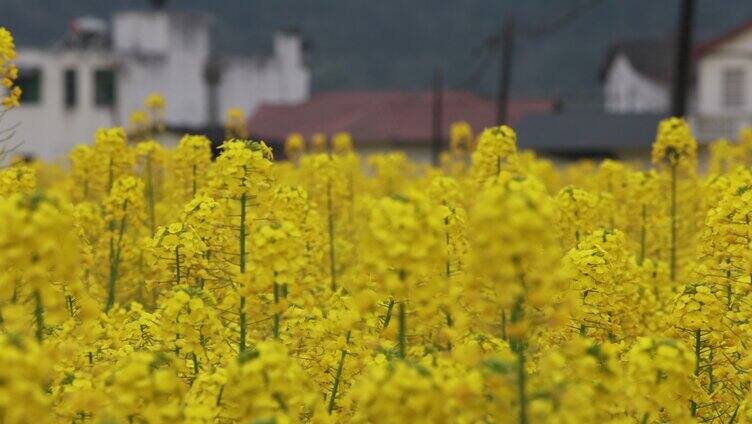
xmin=431 ymin=68 xmax=444 ymax=166
xmin=204 ymin=61 xmax=222 ymax=128
xmin=671 ymin=0 xmax=695 ymax=117
xmin=497 ymin=15 xmax=515 ymax=125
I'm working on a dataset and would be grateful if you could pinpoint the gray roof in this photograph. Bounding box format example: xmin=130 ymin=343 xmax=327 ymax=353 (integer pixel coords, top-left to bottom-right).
xmin=515 ymin=113 xmax=666 ymax=154
xmin=600 ymin=39 xmax=674 ymax=83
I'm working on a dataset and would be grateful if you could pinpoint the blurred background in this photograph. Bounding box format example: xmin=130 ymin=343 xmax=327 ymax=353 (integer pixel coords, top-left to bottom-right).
xmin=4 ymin=0 xmax=752 ymax=161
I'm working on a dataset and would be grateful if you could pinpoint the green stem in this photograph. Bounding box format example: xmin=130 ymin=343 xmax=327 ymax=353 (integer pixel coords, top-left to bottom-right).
xmin=327 ymin=182 xmax=337 ymax=291
xmin=327 ymin=331 xmax=351 ymax=414
xmin=708 ymin=346 xmax=715 ymax=393
xmin=510 ymin=288 xmax=527 ymax=424
xmin=238 ymin=192 xmax=247 ymax=354
xmin=33 ymin=290 xmax=44 ymax=342
xmin=175 ymin=245 xmax=181 ymax=284
xmin=192 ymin=164 xmax=197 ymax=197
xmin=146 ymin=156 xmax=156 ymax=237
xmin=729 ymin=406 xmax=740 ymax=424
xmin=445 ymin=308 xmax=454 ymax=351
xmin=670 ymin=163 xmax=677 ymax=281
xmin=107 ymin=158 xmax=114 ymax=193
xmin=105 ymin=202 xmax=128 ymax=312
xmin=191 ymin=352 xmax=199 ymax=375
xmin=501 ymin=309 xmax=507 ymax=340
xmin=726 ymin=264 xmax=733 ymax=309
xmin=238 ymin=200 xmax=247 ymax=259
xmin=66 ymin=295 xmax=75 ymax=317
xmin=397 ymin=301 xmax=406 ymax=358
xmin=516 ymin=344 xmax=528 ymax=424
xmin=238 ymin=299 xmax=247 ymax=352
xmin=691 ymin=329 xmax=702 ymax=417
xmin=382 ymin=298 xmax=395 ymax=329
xmin=273 ymin=282 xmax=280 ymax=339
xmin=639 ymin=204 xmax=646 ymax=265
xmin=216 ymin=385 xmax=224 ymax=407
xmin=444 ymin=215 xmax=451 ymax=278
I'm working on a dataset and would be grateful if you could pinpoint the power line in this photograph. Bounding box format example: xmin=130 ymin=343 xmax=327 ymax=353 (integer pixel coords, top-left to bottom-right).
xmin=483 ymin=0 xmax=605 ymax=45
xmin=475 ymin=0 xmax=607 ymax=124
xmin=458 ymin=51 xmax=494 ymax=91
xmin=453 ymin=0 xmax=607 ymax=121
xmin=518 ymin=0 xmax=606 ymax=38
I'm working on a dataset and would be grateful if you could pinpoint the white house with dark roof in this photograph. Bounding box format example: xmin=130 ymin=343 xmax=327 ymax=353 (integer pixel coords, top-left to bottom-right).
xmin=600 ymin=39 xmax=674 ymax=114
xmin=694 ymin=20 xmax=752 ymax=141
xmin=602 ymin=21 xmax=752 ymax=142
xmin=7 ymin=3 xmax=310 ymax=159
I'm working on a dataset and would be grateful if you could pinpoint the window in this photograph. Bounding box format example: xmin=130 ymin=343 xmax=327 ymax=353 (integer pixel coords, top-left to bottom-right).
xmin=64 ymin=69 xmax=77 ymax=109
xmin=722 ymin=67 xmax=745 ymax=109
xmin=94 ymin=68 xmax=116 ymax=107
xmin=16 ymin=68 xmax=42 ymax=104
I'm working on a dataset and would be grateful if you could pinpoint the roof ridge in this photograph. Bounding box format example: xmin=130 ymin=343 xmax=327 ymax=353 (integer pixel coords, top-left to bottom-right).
xmin=695 ymin=19 xmax=752 ymax=58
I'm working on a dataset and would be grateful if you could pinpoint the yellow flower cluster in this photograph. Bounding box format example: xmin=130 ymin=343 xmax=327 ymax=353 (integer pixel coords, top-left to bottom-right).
xmin=0 ymin=27 xmax=20 ymax=109
xmin=471 ymin=125 xmax=518 ymax=185
xmin=224 ymin=107 xmax=248 ymax=139
xmin=7 ymin=114 xmax=752 ymax=423
xmin=130 ymin=93 xmax=167 ymax=141
xmin=284 ymin=132 xmax=305 ymax=161
xmin=0 ymin=161 xmax=36 ymax=196
xmin=651 ymin=116 xmax=697 ymax=171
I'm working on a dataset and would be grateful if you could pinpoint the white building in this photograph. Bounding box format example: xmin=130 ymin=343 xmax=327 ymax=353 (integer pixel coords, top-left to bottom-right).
xmin=600 ymin=39 xmax=673 ymax=114
xmin=601 ymin=24 xmax=752 ymax=142
xmin=8 ymin=7 xmax=310 ymax=159
xmin=694 ymin=21 xmax=752 ymax=141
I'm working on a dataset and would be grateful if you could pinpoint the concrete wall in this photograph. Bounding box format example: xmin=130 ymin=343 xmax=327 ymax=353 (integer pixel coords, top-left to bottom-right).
xmin=9 ymin=47 xmax=118 ymax=160
xmin=218 ymin=31 xmax=310 ymax=119
xmin=114 ymin=11 xmax=210 ymax=127
xmin=603 ymin=54 xmax=669 ymax=114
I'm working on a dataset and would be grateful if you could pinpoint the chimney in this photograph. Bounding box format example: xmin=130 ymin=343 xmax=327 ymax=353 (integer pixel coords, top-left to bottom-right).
xmin=149 ymin=0 xmax=169 ymax=9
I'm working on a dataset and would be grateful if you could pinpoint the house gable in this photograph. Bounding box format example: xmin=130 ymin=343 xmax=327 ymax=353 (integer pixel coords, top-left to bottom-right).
xmin=603 ymin=53 xmax=669 ymax=113
xmin=696 ymin=21 xmax=752 ymax=59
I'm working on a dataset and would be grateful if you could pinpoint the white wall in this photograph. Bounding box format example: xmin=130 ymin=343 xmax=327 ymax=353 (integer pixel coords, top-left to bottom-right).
xmin=603 ymin=54 xmax=669 ymax=113
xmin=696 ymin=31 xmax=752 ymax=116
xmin=694 ymin=30 xmax=752 ymax=140
xmin=7 ymin=10 xmax=311 ymax=160
xmin=114 ymin=11 xmax=210 ymax=127
xmin=9 ymin=48 xmax=118 ymax=160
xmin=272 ymin=32 xmax=309 ymax=102
xmin=218 ymin=31 xmax=310 ymax=119
xmin=112 ymin=12 xmax=170 ymax=55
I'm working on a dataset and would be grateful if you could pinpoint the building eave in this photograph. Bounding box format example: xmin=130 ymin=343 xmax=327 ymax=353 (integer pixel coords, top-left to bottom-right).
xmin=695 ymin=20 xmax=752 ymax=59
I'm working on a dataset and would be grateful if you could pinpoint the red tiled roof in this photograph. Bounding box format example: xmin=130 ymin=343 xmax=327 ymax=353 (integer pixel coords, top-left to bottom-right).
xmin=247 ymin=90 xmax=554 ymax=145
xmin=695 ymin=20 xmax=752 ymax=58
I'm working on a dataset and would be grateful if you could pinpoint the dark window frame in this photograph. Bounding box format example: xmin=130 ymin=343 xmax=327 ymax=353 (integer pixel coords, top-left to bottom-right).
xmin=64 ymin=68 xmax=77 ymax=109
xmin=94 ymin=68 xmax=116 ymax=107
xmin=17 ymin=67 xmax=42 ymax=104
